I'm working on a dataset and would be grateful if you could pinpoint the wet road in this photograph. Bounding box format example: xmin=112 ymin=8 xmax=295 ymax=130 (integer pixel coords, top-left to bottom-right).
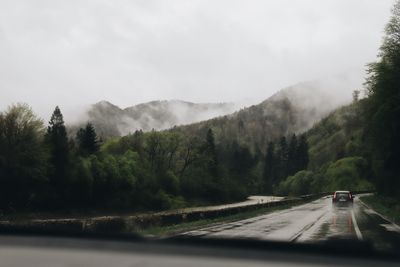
xmin=182 ymin=196 xmax=400 ymax=252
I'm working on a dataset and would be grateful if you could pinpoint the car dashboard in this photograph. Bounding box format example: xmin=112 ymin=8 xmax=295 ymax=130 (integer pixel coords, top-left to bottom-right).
xmin=0 ymin=233 xmax=398 ymax=267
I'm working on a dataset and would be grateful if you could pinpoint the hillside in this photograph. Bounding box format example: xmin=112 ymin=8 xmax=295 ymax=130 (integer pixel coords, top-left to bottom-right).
xmin=306 ymin=101 xmax=365 ymax=170
xmin=73 ymin=78 xmax=353 ymax=142
xmin=277 ymin=100 xmax=374 ymax=195
xmin=84 ymin=100 xmax=238 ymax=137
xmin=173 ymin=80 xmax=353 ymax=152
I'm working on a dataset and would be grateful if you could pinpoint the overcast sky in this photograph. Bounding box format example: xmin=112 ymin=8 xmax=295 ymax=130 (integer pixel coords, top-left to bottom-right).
xmin=0 ymin=0 xmax=394 ymax=119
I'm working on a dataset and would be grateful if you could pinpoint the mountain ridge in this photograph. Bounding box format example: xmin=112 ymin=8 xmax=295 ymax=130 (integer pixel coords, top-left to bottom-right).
xmin=171 ymin=80 xmax=353 ymax=152
xmin=82 ymin=99 xmax=240 ymax=137
xmin=74 ymin=79 xmax=353 ymax=140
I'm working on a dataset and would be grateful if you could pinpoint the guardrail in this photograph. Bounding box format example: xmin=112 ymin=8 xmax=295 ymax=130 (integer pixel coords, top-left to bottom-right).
xmin=0 ymin=191 xmax=373 ymax=234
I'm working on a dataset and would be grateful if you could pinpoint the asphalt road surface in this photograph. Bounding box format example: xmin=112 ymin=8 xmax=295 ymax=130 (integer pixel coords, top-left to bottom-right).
xmin=182 ymin=196 xmax=400 ymax=253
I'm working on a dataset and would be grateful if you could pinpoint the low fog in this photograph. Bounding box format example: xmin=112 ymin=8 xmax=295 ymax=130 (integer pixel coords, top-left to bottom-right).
xmin=0 ymin=0 xmax=394 ymax=122
xmin=84 ymin=100 xmax=243 ymax=136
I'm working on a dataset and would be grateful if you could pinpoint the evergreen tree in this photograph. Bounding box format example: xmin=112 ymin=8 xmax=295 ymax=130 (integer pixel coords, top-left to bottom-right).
xmin=45 ymin=106 xmax=70 ymax=198
xmin=277 ymin=136 xmax=288 ymax=181
xmin=263 ymin=142 xmax=275 ymax=193
xmin=76 ymin=122 xmax=99 ymax=156
xmin=287 ymin=134 xmax=298 ymax=175
xmin=231 ymin=141 xmax=255 ymax=176
xmin=297 ymin=135 xmax=309 ymax=171
xmin=205 ymin=128 xmax=218 ymax=176
xmin=132 ymin=130 xmax=145 ymax=156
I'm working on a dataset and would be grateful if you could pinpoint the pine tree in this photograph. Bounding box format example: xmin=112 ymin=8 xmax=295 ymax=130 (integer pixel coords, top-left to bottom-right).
xmin=287 ymin=134 xmax=298 ymax=175
xmin=263 ymin=142 xmax=275 ymax=193
xmin=277 ymin=136 xmax=288 ymax=181
xmin=76 ymin=122 xmax=99 ymax=156
xmin=46 ymin=106 xmax=70 ymax=196
xmin=297 ymin=135 xmax=309 ymax=171
xmin=205 ymin=128 xmax=218 ymax=176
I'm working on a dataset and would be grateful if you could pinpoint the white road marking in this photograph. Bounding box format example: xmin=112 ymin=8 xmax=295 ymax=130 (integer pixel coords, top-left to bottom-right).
xmin=358 ymin=198 xmax=400 ymax=232
xmin=380 ymin=224 xmax=400 ymax=233
xmin=351 ymin=210 xmax=363 ymax=240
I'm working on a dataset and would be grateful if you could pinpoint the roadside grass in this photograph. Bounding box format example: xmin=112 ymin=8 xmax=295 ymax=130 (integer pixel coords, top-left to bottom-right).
xmin=360 ymin=195 xmax=400 ymax=225
xmin=139 ymin=203 xmax=297 ymax=237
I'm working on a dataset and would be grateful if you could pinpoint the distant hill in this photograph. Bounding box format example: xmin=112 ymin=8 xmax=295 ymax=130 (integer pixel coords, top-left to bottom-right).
xmin=82 ymin=100 xmax=239 ymax=137
xmin=73 ymin=79 xmax=354 ymax=141
xmin=172 ymin=80 xmax=353 ymax=152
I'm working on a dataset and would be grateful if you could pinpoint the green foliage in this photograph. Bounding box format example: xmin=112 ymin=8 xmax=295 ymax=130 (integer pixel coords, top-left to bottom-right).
xmin=76 ymin=122 xmax=99 ymax=156
xmin=263 ymin=142 xmax=275 ymax=193
xmin=364 ymin=0 xmax=400 ymax=197
xmin=323 ymin=157 xmax=374 ymax=192
xmin=100 ymin=137 xmax=124 ymax=154
xmin=45 ymin=106 xmax=71 ymax=197
xmin=0 ymin=104 xmax=48 ymax=210
xmin=297 ymin=135 xmax=309 ymax=171
xmin=277 ymin=157 xmax=374 ymax=196
xmin=306 ymin=102 xmax=365 ymax=170
xmin=175 ymin=97 xmax=304 ymax=154
xmin=205 ymin=129 xmax=218 ymax=176
xmin=263 ymin=134 xmax=309 ymax=192
xmin=277 ymin=170 xmax=314 ymax=196
xmin=69 ymin=158 xmax=93 ymax=206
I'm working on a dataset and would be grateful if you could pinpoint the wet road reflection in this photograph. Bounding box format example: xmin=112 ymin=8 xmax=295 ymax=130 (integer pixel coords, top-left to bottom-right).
xmin=182 ymin=196 xmax=400 ymax=252
xmin=302 ymin=205 xmax=358 ymax=241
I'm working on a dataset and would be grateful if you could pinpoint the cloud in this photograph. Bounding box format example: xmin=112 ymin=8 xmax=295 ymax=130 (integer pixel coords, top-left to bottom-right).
xmin=0 ymin=0 xmax=394 ymax=121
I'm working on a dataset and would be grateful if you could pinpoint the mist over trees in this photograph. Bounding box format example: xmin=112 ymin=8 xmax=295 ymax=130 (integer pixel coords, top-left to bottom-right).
xmin=277 ymin=0 xmax=400 ymax=198
xmin=0 ymin=0 xmax=399 ymax=214
xmin=0 ymin=102 xmax=311 ymax=213
xmin=83 ymin=100 xmax=240 ymax=138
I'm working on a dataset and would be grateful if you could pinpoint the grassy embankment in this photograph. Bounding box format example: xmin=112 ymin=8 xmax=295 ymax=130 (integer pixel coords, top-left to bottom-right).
xmin=360 ymin=195 xmax=400 ymax=225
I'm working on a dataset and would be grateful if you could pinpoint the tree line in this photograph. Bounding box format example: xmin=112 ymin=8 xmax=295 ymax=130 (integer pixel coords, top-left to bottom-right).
xmin=263 ymin=134 xmax=309 ymax=193
xmin=0 ymin=103 xmax=311 ymax=213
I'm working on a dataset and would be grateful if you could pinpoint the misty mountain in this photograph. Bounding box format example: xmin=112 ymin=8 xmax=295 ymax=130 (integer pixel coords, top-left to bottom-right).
xmin=172 ymin=80 xmax=353 ymax=152
xmin=83 ymin=100 xmax=239 ymax=137
xmin=305 ymin=101 xmax=364 ymax=170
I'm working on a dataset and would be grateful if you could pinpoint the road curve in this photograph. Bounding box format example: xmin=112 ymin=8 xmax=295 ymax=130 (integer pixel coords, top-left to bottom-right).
xmin=181 ymin=196 xmax=400 ymax=253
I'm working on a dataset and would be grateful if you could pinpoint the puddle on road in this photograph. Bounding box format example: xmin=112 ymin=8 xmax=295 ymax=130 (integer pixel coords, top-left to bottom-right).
xmin=301 ymin=206 xmax=357 ymax=241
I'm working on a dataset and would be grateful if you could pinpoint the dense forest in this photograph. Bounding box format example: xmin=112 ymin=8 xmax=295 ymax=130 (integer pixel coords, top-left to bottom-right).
xmin=0 ymin=101 xmax=312 ymax=212
xmin=277 ymin=101 xmax=374 ymax=195
xmin=0 ymin=78 xmax=337 ymax=213
xmin=0 ymin=1 xmax=399 ymax=214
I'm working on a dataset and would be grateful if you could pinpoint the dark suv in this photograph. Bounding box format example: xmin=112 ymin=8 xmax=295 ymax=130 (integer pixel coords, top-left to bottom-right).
xmin=332 ymin=191 xmax=354 ymax=207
